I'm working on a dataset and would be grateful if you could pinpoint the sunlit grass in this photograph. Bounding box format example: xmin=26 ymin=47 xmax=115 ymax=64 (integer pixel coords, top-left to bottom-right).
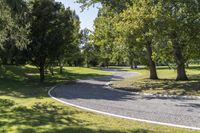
xmin=0 ymin=65 xmax=199 ymax=133
xmin=112 ymin=65 xmax=200 ymax=96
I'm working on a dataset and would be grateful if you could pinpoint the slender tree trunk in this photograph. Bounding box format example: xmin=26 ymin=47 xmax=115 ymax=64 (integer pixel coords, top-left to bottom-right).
xmin=176 ymin=63 xmax=188 ymax=80
xmin=129 ymin=58 xmax=134 ymax=69
xmin=106 ymin=59 xmax=109 ymax=68
xmin=146 ymin=42 xmax=158 ymax=79
xmin=131 ymin=64 xmax=134 ymax=69
xmin=59 ymin=64 xmax=63 ymax=74
xmin=39 ymin=65 xmax=45 ymax=83
xmin=49 ymin=66 xmax=54 ymax=76
xmin=58 ymin=59 xmax=63 ymax=74
xmin=185 ymin=62 xmax=189 ymax=68
xmin=117 ymin=59 xmax=120 ymax=66
xmin=134 ymin=61 xmax=138 ymax=69
xmin=85 ymin=55 xmax=89 ymax=68
xmin=172 ymin=37 xmax=188 ymax=81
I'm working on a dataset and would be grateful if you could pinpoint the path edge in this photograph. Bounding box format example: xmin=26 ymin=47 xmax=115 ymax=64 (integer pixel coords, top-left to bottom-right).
xmin=48 ymin=86 xmax=200 ymax=131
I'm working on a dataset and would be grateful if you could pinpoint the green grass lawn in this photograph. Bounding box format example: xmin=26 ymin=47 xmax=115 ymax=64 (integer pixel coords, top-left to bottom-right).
xmin=111 ymin=65 xmax=200 ymax=96
xmin=0 ymin=65 xmax=199 ymax=133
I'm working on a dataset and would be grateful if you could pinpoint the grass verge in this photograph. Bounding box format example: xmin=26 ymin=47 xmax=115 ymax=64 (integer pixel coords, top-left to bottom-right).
xmin=111 ymin=66 xmax=200 ymax=96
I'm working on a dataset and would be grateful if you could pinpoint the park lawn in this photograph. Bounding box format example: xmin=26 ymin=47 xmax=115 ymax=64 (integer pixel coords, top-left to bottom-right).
xmin=111 ymin=65 xmax=200 ymax=96
xmin=0 ymin=65 xmax=199 ymax=133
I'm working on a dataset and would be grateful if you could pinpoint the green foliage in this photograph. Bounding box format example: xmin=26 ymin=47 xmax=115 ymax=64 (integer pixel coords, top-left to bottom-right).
xmin=65 ymin=11 xmax=82 ymax=66
xmin=0 ymin=0 xmax=29 ymax=65
xmin=28 ymin=0 xmax=65 ymax=81
xmin=28 ymin=0 xmax=81 ymax=81
xmin=76 ymin=0 xmax=132 ymax=12
xmin=80 ymin=28 xmax=99 ymax=67
xmin=94 ymin=14 xmax=114 ymax=66
xmin=94 ymin=0 xmax=200 ymax=80
xmin=1 ymin=0 xmax=199 ymax=81
xmin=157 ymin=0 xmax=200 ymax=62
xmin=5 ymin=0 xmax=27 ymax=14
xmin=56 ymin=9 xmax=81 ymax=68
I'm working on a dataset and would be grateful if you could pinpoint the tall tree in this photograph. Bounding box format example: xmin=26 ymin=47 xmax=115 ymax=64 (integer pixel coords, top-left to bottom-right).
xmin=116 ymin=0 xmax=161 ymax=79
xmin=0 ymin=0 xmax=29 ymax=65
xmin=93 ymin=5 xmax=117 ymax=67
xmin=28 ymin=0 xmax=64 ymax=82
xmin=158 ymin=0 xmax=200 ymax=80
xmin=61 ymin=10 xmax=81 ymax=69
xmin=80 ymin=28 xmax=96 ymax=67
xmin=55 ymin=9 xmax=80 ymax=74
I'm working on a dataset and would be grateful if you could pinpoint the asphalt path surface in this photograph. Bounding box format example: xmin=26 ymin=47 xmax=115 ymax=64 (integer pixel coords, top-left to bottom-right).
xmin=50 ymin=69 xmax=200 ymax=130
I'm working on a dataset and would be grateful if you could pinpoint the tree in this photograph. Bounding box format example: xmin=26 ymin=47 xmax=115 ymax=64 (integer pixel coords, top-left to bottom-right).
xmin=58 ymin=10 xmax=81 ymax=71
xmin=0 ymin=0 xmax=29 ymax=65
xmin=79 ymin=0 xmax=200 ymax=81
xmin=28 ymin=0 xmax=64 ymax=82
xmin=93 ymin=5 xmax=117 ymax=67
xmin=0 ymin=35 xmax=28 ymax=65
xmin=80 ymin=28 xmax=96 ymax=67
xmin=5 ymin=0 xmax=27 ymax=14
xmin=76 ymin=0 xmax=132 ymax=12
xmin=0 ymin=1 xmax=11 ymax=47
xmin=54 ymin=9 xmax=80 ymax=74
xmin=157 ymin=0 xmax=200 ymax=80
xmin=115 ymin=0 xmax=161 ymax=79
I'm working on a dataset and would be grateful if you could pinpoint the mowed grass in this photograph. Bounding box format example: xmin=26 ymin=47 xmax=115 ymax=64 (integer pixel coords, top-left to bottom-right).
xmin=0 ymin=65 xmax=199 ymax=133
xmin=111 ymin=65 xmax=200 ymax=96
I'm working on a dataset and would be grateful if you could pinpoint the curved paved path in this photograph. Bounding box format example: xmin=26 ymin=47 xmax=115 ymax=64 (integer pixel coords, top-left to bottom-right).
xmin=49 ymin=69 xmax=200 ymax=130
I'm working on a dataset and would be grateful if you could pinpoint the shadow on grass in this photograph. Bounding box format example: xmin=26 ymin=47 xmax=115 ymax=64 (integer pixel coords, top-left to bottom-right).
xmin=116 ymin=74 xmax=200 ymax=96
xmin=0 ymin=99 xmax=149 ymax=133
xmin=0 ymin=99 xmax=88 ymax=131
xmin=112 ymin=65 xmax=200 ymax=96
xmin=0 ymin=65 xmax=108 ymax=98
xmin=47 ymin=128 xmax=148 ymax=133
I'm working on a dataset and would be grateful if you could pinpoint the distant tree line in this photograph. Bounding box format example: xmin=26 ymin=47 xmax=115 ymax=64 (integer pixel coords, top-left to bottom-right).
xmin=77 ymin=0 xmax=200 ymax=81
xmin=0 ymin=0 xmax=200 ymax=82
xmin=0 ymin=0 xmax=83 ymax=82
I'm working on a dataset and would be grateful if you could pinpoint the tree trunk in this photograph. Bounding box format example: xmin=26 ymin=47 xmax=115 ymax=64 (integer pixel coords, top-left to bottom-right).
xmin=131 ymin=64 xmax=134 ymax=69
xmin=185 ymin=62 xmax=189 ymax=68
xmin=130 ymin=59 xmax=134 ymax=69
xmin=39 ymin=65 xmax=45 ymax=83
xmin=176 ymin=63 xmax=188 ymax=80
xmin=60 ymin=65 xmax=63 ymax=74
xmin=85 ymin=55 xmax=89 ymax=68
xmin=58 ymin=59 xmax=63 ymax=74
xmin=172 ymin=37 xmax=188 ymax=81
xmin=146 ymin=42 xmax=158 ymax=79
xmin=106 ymin=60 xmax=109 ymax=68
xmin=134 ymin=61 xmax=138 ymax=69
xmin=49 ymin=66 xmax=54 ymax=76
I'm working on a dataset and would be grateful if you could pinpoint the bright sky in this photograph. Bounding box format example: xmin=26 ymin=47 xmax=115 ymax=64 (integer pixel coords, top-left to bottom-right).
xmin=55 ymin=0 xmax=100 ymax=30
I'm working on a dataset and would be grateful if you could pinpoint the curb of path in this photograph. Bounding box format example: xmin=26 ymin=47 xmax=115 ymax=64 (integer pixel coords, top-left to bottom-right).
xmin=48 ymin=85 xmax=200 ymax=131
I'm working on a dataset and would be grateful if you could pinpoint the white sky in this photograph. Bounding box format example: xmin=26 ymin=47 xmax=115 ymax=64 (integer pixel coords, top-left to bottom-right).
xmin=55 ymin=0 xmax=100 ymax=30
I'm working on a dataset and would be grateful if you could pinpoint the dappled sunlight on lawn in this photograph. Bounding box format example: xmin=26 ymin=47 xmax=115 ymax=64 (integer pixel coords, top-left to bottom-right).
xmin=0 ymin=65 xmax=112 ymax=98
xmin=112 ymin=66 xmax=200 ymax=96
xmin=0 ymin=98 xmax=153 ymax=133
xmin=0 ymin=66 xmax=199 ymax=133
